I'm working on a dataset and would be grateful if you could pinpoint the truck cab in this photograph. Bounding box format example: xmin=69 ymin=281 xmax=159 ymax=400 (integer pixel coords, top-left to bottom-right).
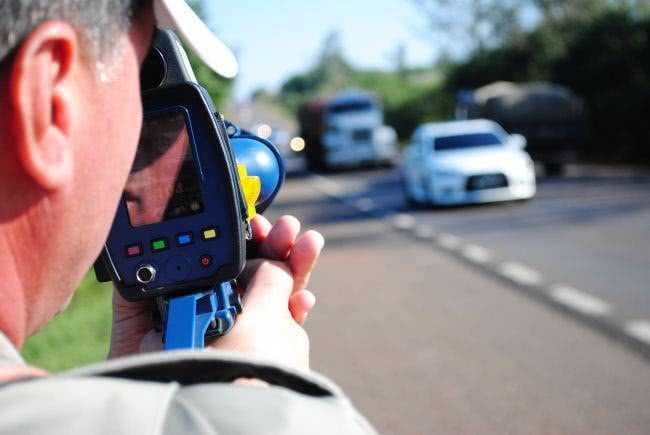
xmin=300 ymin=91 xmax=397 ymax=171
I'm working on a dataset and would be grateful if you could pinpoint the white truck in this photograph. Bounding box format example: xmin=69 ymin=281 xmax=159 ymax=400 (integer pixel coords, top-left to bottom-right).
xmin=298 ymin=91 xmax=398 ymax=171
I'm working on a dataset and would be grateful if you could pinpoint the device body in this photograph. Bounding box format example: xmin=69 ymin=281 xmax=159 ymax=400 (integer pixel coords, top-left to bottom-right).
xmin=95 ymin=30 xmax=285 ymax=349
xmin=96 ymin=83 xmax=246 ymax=301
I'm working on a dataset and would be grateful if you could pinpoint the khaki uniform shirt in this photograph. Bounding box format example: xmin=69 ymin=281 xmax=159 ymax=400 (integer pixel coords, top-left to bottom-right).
xmin=0 ymin=332 xmax=376 ymax=434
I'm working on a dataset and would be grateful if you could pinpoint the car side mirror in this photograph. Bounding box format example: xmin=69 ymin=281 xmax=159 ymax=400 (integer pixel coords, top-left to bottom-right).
xmin=510 ymin=134 xmax=527 ymax=149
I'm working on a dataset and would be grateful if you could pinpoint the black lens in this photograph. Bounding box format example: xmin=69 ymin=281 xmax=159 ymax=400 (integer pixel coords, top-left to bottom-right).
xmin=136 ymin=265 xmax=156 ymax=284
xmin=140 ymin=48 xmax=166 ymax=91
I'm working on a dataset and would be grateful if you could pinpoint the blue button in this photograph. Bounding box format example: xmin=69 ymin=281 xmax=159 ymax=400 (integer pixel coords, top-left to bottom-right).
xmin=177 ymin=233 xmax=193 ymax=246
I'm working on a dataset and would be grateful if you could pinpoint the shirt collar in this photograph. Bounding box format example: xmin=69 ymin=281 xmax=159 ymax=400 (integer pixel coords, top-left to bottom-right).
xmin=0 ymin=330 xmax=24 ymax=366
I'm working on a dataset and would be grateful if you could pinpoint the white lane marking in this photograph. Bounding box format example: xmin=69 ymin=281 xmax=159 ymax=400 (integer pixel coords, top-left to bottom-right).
xmin=414 ymin=226 xmax=435 ymax=240
xmin=311 ymin=174 xmax=344 ymax=196
xmin=354 ymin=197 xmax=376 ymax=213
xmin=309 ymin=174 xmax=633 ymax=342
xmin=461 ymin=244 xmax=493 ymax=264
xmin=497 ymin=262 xmax=543 ymax=286
xmin=549 ymin=285 xmax=611 ymax=316
xmin=625 ymin=321 xmax=650 ymax=345
xmin=393 ymin=213 xmax=416 ymax=230
xmin=436 ymin=233 xmax=462 ymax=250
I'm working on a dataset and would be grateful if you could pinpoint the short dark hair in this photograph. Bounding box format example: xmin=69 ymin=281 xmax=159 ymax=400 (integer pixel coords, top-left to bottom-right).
xmin=0 ymin=0 xmax=146 ymax=64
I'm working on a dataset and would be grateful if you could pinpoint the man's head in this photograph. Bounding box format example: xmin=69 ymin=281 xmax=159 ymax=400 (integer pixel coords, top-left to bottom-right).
xmin=0 ymin=1 xmax=146 ymax=62
xmin=0 ymin=0 xmax=156 ymax=345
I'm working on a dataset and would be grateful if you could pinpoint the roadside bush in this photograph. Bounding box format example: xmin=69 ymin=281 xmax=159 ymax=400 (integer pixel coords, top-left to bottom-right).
xmin=446 ymin=8 xmax=650 ymax=164
xmin=554 ymin=11 xmax=650 ymax=163
xmin=383 ymin=85 xmax=455 ymax=141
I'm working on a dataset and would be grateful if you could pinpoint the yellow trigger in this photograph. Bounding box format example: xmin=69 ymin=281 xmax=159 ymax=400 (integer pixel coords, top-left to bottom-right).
xmin=237 ymin=164 xmax=261 ymax=222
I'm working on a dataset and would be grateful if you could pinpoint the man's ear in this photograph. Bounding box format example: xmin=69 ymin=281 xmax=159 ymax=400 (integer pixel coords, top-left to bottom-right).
xmin=8 ymin=21 xmax=79 ymax=191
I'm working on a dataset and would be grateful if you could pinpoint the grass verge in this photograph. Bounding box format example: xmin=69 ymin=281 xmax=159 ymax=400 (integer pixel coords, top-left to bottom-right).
xmin=21 ymin=274 xmax=113 ymax=373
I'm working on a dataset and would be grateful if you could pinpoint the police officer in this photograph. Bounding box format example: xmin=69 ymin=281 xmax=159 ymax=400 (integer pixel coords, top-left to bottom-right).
xmin=0 ymin=1 xmax=374 ymax=433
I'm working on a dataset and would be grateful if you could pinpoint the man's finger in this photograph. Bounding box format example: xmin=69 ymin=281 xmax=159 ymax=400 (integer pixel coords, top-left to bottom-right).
xmin=289 ymin=290 xmax=316 ymax=325
xmin=289 ymin=230 xmax=324 ymax=294
xmin=250 ymin=214 xmax=272 ymax=243
xmin=239 ymin=259 xmax=294 ymax=307
xmin=257 ymin=215 xmax=301 ymax=260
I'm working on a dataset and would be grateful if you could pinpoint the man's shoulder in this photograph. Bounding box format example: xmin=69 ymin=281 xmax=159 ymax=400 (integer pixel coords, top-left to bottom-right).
xmin=0 ymin=351 xmax=376 ymax=435
xmin=0 ymin=376 xmax=176 ymax=435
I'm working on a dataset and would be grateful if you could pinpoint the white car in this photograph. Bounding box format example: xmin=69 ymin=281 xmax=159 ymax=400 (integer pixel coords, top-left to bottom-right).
xmin=401 ymin=119 xmax=536 ymax=206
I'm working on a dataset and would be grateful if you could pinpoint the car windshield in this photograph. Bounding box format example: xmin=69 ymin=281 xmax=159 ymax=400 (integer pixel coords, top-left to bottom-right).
xmin=328 ymin=101 xmax=374 ymax=114
xmin=434 ymin=133 xmax=503 ymax=151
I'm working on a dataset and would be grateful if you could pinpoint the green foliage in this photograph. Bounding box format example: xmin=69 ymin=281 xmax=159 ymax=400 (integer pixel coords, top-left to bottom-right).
xmin=445 ymin=5 xmax=650 ymax=163
xmin=22 ymin=275 xmax=113 ymax=372
xmin=186 ymin=47 xmax=233 ymax=108
xmin=411 ymin=0 xmax=527 ymax=53
xmin=351 ymin=69 xmax=453 ymax=139
xmin=554 ymin=10 xmax=650 ymax=162
xmin=279 ymin=31 xmax=353 ymax=114
xmin=276 ymin=31 xmax=453 ymax=140
xmin=279 ymin=65 xmax=452 ymax=140
xmin=185 ymin=0 xmax=233 ymax=107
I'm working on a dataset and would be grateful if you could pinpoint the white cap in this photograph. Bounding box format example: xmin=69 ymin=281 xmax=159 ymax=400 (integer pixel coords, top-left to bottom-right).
xmin=154 ymin=0 xmax=238 ymax=79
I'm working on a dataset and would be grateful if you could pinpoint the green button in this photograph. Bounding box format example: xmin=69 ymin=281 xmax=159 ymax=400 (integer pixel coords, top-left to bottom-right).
xmin=152 ymin=239 xmax=168 ymax=251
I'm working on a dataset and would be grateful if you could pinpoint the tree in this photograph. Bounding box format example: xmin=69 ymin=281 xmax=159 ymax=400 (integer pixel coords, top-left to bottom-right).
xmin=312 ymin=31 xmax=353 ymax=93
xmin=552 ymin=10 xmax=650 ymax=162
xmin=409 ymin=0 xmax=526 ymax=54
xmin=391 ymin=44 xmax=409 ymax=79
xmin=184 ymin=0 xmax=233 ymax=106
xmin=534 ymin=0 xmax=609 ymax=24
xmin=277 ymin=31 xmax=354 ymax=113
xmin=186 ymin=0 xmax=204 ymax=18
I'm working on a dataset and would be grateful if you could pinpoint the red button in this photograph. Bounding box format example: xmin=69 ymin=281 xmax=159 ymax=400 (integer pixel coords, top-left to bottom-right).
xmin=200 ymin=255 xmax=213 ymax=268
xmin=126 ymin=244 xmax=142 ymax=257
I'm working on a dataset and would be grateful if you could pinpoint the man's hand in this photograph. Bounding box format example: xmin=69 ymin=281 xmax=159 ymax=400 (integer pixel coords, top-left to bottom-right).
xmin=109 ymin=215 xmax=324 ymax=371
xmin=209 ymin=215 xmax=324 ymax=370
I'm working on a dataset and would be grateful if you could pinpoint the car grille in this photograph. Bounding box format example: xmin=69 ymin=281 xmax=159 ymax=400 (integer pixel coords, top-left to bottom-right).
xmin=466 ymin=173 xmax=508 ymax=191
xmin=352 ymin=129 xmax=372 ymax=142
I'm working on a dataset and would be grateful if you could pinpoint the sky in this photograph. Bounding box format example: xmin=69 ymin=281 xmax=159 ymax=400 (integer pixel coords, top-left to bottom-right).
xmin=205 ymin=0 xmax=444 ymax=101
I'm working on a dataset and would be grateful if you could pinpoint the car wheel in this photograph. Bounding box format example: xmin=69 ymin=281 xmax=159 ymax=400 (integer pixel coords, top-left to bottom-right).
xmin=544 ymin=163 xmax=564 ymax=177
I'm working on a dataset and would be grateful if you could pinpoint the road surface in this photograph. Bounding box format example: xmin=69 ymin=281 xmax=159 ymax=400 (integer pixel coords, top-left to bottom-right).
xmin=310 ymin=167 xmax=650 ymax=322
xmin=267 ymin=168 xmax=650 ymax=434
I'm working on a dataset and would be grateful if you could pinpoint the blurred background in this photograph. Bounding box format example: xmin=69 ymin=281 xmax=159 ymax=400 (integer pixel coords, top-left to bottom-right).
xmin=216 ymin=0 xmax=649 ymax=169
xmin=24 ymin=1 xmax=650 ymax=434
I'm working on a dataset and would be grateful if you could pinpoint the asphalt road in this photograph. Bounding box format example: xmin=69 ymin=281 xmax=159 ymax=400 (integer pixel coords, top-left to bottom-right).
xmin=267 ymin=168 xmax=650 ymax=435
xmin=312 ymin=167 xmax=650 ymax=322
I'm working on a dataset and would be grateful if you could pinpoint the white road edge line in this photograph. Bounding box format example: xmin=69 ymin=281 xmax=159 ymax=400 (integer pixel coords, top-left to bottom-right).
xmin=414 ymin=226 xmax=435 ymax=240
xmin=549 ymin=285 xmax=611 ymax=316
xmin=436 ymin=233 xmax=462 ymax=250
xmin=392 ymin=213 xmax=416 ymax=231
xmin=625 ymin=321 xmax=650 ymax=345
xmin=497 ymin=262 xmax=543 ymax=286
xmin=309 ymin=173 xmax=645 ymax=351
xmin=461 ymin=244 xmax=493 ymax=264
xmin=310 ymin=174 xmax=344 ymax=196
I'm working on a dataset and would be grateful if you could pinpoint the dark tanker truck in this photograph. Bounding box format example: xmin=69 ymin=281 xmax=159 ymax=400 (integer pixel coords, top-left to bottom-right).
xmin=456 ymin=81 xmax=586 ymax=175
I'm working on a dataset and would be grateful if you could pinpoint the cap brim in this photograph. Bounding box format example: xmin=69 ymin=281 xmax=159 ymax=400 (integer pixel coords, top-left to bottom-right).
xmin=154 ymin=0 xmax=238 ymax=79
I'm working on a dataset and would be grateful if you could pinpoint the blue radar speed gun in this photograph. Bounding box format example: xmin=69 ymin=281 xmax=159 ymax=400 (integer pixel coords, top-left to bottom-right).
xmin=94 ymin=30 xmax=285 ymax=350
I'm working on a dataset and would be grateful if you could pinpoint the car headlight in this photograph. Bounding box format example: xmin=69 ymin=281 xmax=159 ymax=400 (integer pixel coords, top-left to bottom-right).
xmin=374 ymin=126 xmax=397 ymax=145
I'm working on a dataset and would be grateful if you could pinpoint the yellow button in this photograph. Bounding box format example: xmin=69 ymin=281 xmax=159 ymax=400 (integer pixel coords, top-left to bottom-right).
xmin=203 ymin=229 xmax=218 ymax=240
